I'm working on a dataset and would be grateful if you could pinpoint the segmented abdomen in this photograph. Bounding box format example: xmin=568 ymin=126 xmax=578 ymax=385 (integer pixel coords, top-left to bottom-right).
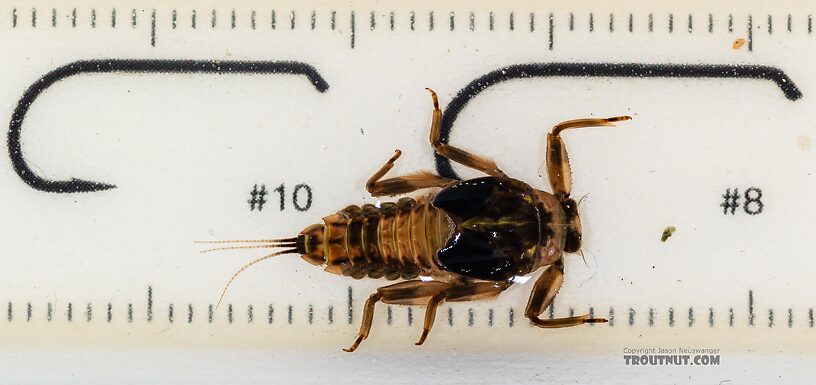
xmin=296 ymin=193 xmax=452 ymax=280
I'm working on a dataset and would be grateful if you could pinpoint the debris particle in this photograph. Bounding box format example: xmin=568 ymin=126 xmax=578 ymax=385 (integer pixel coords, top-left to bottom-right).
xmin=661 ymin=226 xmax=676 ymax=242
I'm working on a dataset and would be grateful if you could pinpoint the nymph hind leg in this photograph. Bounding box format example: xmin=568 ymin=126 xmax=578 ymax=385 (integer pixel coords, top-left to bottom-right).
xmin=366 ymin=149 xmax=457 ymax=197
xmin=524 ymin=260 xmax=607 ymax=327
xmin=414 ymin=281 xmax=513 ymax=345
xmin=546 ymin=116 xmax=631 ymax=198
xmin=426 ymin=88 xmax=507 ymax=178
xmin=344 ymin=280 xmax=451 ymax=352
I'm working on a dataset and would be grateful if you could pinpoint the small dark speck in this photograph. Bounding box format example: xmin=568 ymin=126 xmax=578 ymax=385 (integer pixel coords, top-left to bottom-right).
xmin=661 ymin=226 xmax=676 ymax=242
xmin=360 ymin=128 xmax=364 ymax=135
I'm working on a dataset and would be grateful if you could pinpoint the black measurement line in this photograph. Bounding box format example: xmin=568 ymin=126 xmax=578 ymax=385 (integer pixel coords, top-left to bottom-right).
xmin=408 ymin=307 xmax=413 ymax=326
xmin=648 ymin=307 xmax=655 ymax=326
xmin=86 ymin=303 xmax=92 ymax=322
xmin=128 ymin=303 xmax=133 ymax=323
xmin=90 ymin=9 xmax=95 ymax=28
xmin=67 ymin=303 xmax=72 ymax=322
xmin=310 ymin=10 xmax=315 ymax=30
xmin=787 ymin=14 xmax=792 ymax=32
xmin=447 ymin=308 xmax=453 ymax=326
xmin=71 ymin=8 xmax=76 ymax=28
xmin=252 ymin=10 xmax=257 ymax=30
xmin=687 ymin=14 xmax=692 ymax=33
xmin=31 ymin=8 xmax=35 ymax=27
xmin=331 ymin=10 xmax=336 ymax=30
xmin=369 ymin=11 xmax=375 ymax=30
xmin=112 ymin=8 xmax=117 ymax=28
xmin=268 ymin=304 xmax=274 ymax=324
xmin=192 ymin=10 xmax=196 ymax=29
xmin=728 ymin=14 xmax=733 ymax=32
xmin=231 ymin=10 xmax=236 ymax=29
xmin=489 ymin=11 xmax=494 ymax=31
xmin=26 ymin=303 xmax=31 ymax=322
xmin=386 ymin=306 xmax=392 ymax=325
xmin=107 ymin=303 xmax=112 ymax=323
xmin=648 ymin=13 xmax=653 ymax=32
xmin=768 ymin=309 xmax=774 ymax=327
xmin=708 ymin=14 xmax=713 ymax=33
xmin=529 ymin=12 xmax=534 ymax=33
xmin=788 ymin=308 xmax=793 ymax=328
xmin=208 ymin=304 xmax=213 ymax=323
xmin=328 ymin=305 xmax=334 ymax=324
xmin=609 ymin=13 xmax=614 ymax=33
xmin=810 ymin=308 xmax=814 ymax=328
xmin=390 ymin=11 xmax=394 ymax=31
xmin=669 ymin=14 xmax=674 ymax=33
xmin=308 ymin=305 xmax=313 ymax=324
xmin=508 ymin=308 xmax=514 ymax=327
xmin=9 ymin=60 xmax=329 ymax=193
xmin=768 ymin=14 xmax=773 ymax=34
xmin=729 ymin=308 xmax=734 ymax=327
xmin=608 ymin=307 xmax=614 ymax=326
xmin=47 ymin=303 xmax=53 ymax=322
xmin=168 ymin=304 xmax=174 ymax=323
xmin=569 ymin=13 xmax=573 ymax=31
xmin=450 ymin=11 xmax=455 ymax=31
xmin=469 ymin=12 xmax=474 ymax=31
xmin=628 ymin=13 xmax=632 ymax=32
xmin=227 ymin=304 xmax=233 ymax=323
xmin=508 ymin=12 xmax=513 ymax=31
xmin=211 ymin=9 xmax=216 ymax=29
xmin=688 ymin=307 xmax=694 ymax=327
xmin=436 ymin=62 xmax=802 ymax=179
xmin=429 ymin=11 xmax=434 ymax=31
xmin=131 ymin=8 xmax=136 ymax=27
xmin=248 ymin=305 xmax=253 ymax=323
xmin=589 ymin=13 xmax=594 ymax=32
xmin=468 ymin=308 xmax=474 ymax=326
xmin=171 ymin=9 xmax=176 ymax=29
xmin=410 ymin=11 xmax=414 ymax=31
xmin=51 ymin=8 xmax=56 ymax=27
xmin=270 ymin=10 xmax=275 ymax=29
xmin=188 ymin=304 xmax=193 ymax=323
xmin=488 ymin=308 xmax=494 ymax=326
xmin=708 ymin=308 xmax=714 ymax=327
xmin=289 ymin=10 xmax=295 ymax=30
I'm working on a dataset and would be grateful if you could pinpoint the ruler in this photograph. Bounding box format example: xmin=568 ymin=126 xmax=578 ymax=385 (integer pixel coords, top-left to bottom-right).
xmin=0 ymin=0 xmax=814 ymax=383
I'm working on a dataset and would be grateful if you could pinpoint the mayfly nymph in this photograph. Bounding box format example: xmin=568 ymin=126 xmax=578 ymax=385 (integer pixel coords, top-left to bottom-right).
xmin=199 ymin=88 xmax=630 ymax=352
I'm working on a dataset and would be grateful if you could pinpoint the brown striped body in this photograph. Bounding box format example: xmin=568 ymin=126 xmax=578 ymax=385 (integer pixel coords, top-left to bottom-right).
xmin=296 ymin=193 xmax=454 ymax=281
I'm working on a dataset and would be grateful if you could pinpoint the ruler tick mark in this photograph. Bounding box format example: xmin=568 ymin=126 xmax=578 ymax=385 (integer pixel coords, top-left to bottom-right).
xmin=489 ymin=11 xmax=494 ymax=31
xmin=287 ymin=305 xmax=293 ymax=324
xmin=450 ymin=11 xmax=455 ymax=31
xmin=409 ymin=11 xmax=414 ymax=31
xmin=47 ymin=303 xmax=53 ymax=322
xmin=649 ymin=307 xmax=655 ymax=326
xmin=809 ymin=308 xmax=814 ymax=328
xmin=191 ymin=10 xmax=196 ymax=29
xmin=210 ymin=9 xmax=216 ymax=29
xmin=112 ymin=8 xmax=117 ymax=28
xmin=628 ymin=308 xmax=635 ymax=326
xmin=768 ymin=14 xmax=773 ymax=34
xmin=589 ymin=12 xmax=594 ymax=32
xmin=310 ymin=10 xmax=315 ymax=30
xmin=128 ymin=303 xmax=133 ymax=323
xmin=548 ymin=13 xmax=553 ymax=49
xmin=86 ymin=303 xmax=92 ymax=322
xmin=748 ymin=15 xmax=753 ymax=51
xmin=708 ymin=13 xmax=713 ymax=33
xmin=389 ymin=11 xmax=394 ymax=31
xmin=268 ymin=304 xmax=274 ymax=324
xmin=748 ymin=290 xmax=754 ymax=326
xmin=227 ymin=304 xmax=233 ymax=324
xmin=107 ymin=303 xmax=112 ymax=323
xmin=387 ymin=306 xmax=392 ymax=325
xmin=270 ymin=10 xmax=275 ymax=29
xmin=768 ymin=309 xmax=774 ymax=327
xmin=347 ymin=286 xmax=353 ymax=324
xmin=248 ymin=305 xmax=254 ymax=323
xmin=429 ymin=11 xmax=434 ymax=31
xmin=11 ymin=8 xmax=16 ymax=28
xmin=787 ymin=308 xmax=792 ymax=328
xmin=208 ymin=304 xmax=213 ymax=324
xmin=787 ymin=14 xmax=792 ymax=32
xmin=509 ymin=12 xmax=514 ymax=31
xmin=648 ymin=13 xmax=653 ymax=32
xmin=350 ymin=11 xmax=356 ymax=48
xmin=608 ymin=307 xmax=615 ymax=327
xmin=609 ymin=13 xmax=614 ymax=33
xmin=469 ymin=12 xmax=474 ymax=31
xmin=688 ymin=14 xmax=692 ymax=33
xmin=569 ymin=13 xmax=574 ymax=31
xmin=147 ymin=286 xmax=153 ymax=322
xmin=328 ymin=305 xmax=334 ymax=324
xmin=26 ymin=303 xmax=31 ymax=322
xmin=171 ymin=9 xmax=176 ymax=29
xmin=331 ymin=10 xmax=336 ymax=30
xmin=488 ymin=308 xmax=494 ymax=327
xmin=688 ymin=307 xmax=694 ymax=327
xmin=91 ymin=8 xmax=96 ymax=28
xmin=408 ymin=307 xmax=413 ymax=326
xmin=51 ymin=8 xmax=55 ymax=27
xmin=669 ymin=14 xmax=674 ymax=33
xmin=71 ymin=8 xmax=76 ymax=28
xmin=728 ymin=14 xmax=733 ymax=32
xmin=809 ymin=15 xmax=813 ymax=34
xmin=131 ymin=8 xmax=136 ymax=27
xmin=308 ymin=305 xmax=313 ymax=324
xmin=468 ymin=308 xmax=474 ymax=327
xmin=168 ymin=304 xmax=174 ymax=323
xmin=508 ymin=308 xmax=514 ymax=327
xmin=369 ymin=11 xmax=375 ymax=30
xmin=188 ymin=304 xmax=193 ymax=323
xmin=230 ymin=9 xmax=235 ymax=29
xmin=708 ymin=308 xmax=714 ymax=327
xmin=31 ymin=8 xmax=35 ymax=28
xmin=67 ymin=303 xmax=72 ymax=322
xmin=729 ymin=308 xmax=734 ymax=327
xmin=447 ymin=307 xmax=453 ymax=326
xmin=150 ymin=9 xmax=156 ymax=47
xmin=628 ymin=13 xmax=633 ymax=32
xmin=290 ymin=10 xmax=295 ymax=30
